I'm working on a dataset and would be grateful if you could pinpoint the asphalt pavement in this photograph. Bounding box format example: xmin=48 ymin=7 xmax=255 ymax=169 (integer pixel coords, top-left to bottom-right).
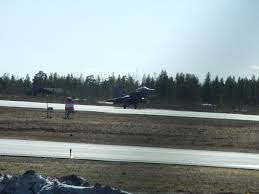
xmin=1 ymin=99 xmax=259 ymax=121
xmin=1 ymin=138 xmax=259 ymax=170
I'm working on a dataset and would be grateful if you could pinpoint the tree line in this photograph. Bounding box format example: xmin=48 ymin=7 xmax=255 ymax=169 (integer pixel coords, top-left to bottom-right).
xmin=0 ymin=70 xmax=259 ymax=107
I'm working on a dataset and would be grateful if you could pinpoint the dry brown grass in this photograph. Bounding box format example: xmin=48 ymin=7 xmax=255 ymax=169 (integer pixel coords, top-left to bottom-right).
xmin=0 ymin=108 xmax=259 ymax=152
xmin=0 ymin=156 xmax=259 ymax=194
xmin=0 ymin=107 xmax=259 ymax=153
xmin=1 ymin=107 xmax=259 ymax=193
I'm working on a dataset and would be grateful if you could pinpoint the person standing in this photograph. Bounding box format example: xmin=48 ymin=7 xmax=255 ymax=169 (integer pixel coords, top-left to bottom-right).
xmin=65 ymin=97 xmax=74 ymax=119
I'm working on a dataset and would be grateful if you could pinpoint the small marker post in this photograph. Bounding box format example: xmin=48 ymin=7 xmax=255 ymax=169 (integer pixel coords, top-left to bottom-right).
xmin=69 ymin=148 xmax=72 ymax=159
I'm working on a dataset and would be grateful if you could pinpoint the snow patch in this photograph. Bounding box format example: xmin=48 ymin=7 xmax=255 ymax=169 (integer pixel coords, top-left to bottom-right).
xmin=0 ymin=170 xmax=130 ymax=194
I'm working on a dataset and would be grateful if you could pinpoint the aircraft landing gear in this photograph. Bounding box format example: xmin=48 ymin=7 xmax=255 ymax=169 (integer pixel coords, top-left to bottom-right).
xmin=134 ymin=104 xmax=137 ymax=109
xmin=123 ymin=105 xmax=127 ymax=109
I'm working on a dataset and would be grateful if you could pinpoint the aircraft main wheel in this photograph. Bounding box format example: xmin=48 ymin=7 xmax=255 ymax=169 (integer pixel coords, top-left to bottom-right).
xmin=123 ymin=105 xmax=127 ymax=109
xmin=134 ymin=104 xmax=137 ymax=109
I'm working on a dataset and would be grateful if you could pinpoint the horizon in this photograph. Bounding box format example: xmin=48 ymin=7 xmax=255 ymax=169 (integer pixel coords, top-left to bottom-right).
xmin=1 ymin=70 xmax=259 ymax=83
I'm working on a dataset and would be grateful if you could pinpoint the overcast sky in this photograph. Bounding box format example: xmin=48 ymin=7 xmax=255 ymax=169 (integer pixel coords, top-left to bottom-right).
xmin=1 ymin=0 xmax=259 ymax=80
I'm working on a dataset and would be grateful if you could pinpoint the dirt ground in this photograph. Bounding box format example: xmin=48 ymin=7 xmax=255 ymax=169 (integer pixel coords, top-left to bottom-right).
xmin=0 ymin=107 xmax=259 ymax=153
xmin=0 ymin=156 xmax=258 ymax=194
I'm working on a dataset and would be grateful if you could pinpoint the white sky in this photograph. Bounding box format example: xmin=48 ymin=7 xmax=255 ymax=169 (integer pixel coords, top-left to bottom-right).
xmin=0 ymin=0 xmax=259 ymax=80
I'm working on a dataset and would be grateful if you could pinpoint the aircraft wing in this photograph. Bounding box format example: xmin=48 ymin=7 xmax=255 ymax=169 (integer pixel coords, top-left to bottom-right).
xmin=106 ymin=95 xmax=131 ymax=104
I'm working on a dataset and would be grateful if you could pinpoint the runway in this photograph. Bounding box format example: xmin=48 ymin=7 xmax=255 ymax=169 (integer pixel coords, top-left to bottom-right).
xmin=1 ymin=138 xmax=259 ymax=170
xmin=0 ymin=99 xmax=259 ymax=121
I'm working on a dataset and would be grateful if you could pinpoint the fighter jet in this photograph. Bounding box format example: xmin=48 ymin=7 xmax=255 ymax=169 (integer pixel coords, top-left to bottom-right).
xmin=106 ymin=86 xmax=155 ymax=109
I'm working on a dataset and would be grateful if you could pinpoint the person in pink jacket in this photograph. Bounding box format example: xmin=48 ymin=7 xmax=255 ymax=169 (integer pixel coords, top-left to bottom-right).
xmin=65 ymin=97 xmax=74 ymax=119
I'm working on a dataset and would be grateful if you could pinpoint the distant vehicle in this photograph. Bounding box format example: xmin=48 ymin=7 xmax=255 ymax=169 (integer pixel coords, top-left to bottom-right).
xmin=32 ymin=86 xmax=64 ymax=96
xmin=233 ymin=107 xmax=248 ymax=114
xmin=106 ymin=86 xmax=155 ymax=109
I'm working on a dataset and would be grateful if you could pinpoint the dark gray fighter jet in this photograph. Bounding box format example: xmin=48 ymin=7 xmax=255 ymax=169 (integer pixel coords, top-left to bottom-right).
xmin=106 ymin=86 xmax=155 ymax=109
